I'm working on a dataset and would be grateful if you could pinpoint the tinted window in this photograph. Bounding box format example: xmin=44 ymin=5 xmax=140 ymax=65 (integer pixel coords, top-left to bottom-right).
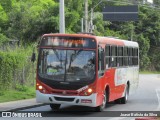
xmin=105 ymin=45 xmax=110 ymax=56
xmin=118 ymin=47 xmax=123 ymax=56
xmin=111 ymin=46 xmax=117 ymax=56
xmin=124 ymin=47 xmax=128 ymax=56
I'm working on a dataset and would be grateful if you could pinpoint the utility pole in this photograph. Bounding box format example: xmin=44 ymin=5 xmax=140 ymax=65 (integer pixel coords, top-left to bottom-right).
xmin=90 ymin=8 xmax=94 ymax=33
xmin=131 ymin=23 xmax=134 ymax=41
xmin=59 ymin=0 xmax=65 ymax=33
xmin=81 ymin=18 xmax=84 ymax=32
xmin=85 ymin=0 xmax=88 ymax=32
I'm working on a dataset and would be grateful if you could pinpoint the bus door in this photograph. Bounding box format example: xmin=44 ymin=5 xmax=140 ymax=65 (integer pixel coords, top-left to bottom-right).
xmin=97 ymin=46 xmax=105 ymax=103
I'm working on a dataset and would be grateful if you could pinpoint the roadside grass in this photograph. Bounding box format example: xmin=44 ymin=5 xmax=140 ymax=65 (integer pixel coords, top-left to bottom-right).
xmin=140 ymin=71 xmax=160 ymax=74
xmin=0 ymin=86 xmax=35 ymax=103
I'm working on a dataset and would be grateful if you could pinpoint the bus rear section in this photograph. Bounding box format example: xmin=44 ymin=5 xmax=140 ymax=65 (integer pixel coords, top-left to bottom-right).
xmin=35 ymin=33 xmax=139 ymax=111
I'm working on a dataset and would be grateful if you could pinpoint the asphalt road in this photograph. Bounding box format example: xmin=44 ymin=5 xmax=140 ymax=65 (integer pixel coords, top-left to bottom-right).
xmin=4 ymin=74 xmax=160 ymax=120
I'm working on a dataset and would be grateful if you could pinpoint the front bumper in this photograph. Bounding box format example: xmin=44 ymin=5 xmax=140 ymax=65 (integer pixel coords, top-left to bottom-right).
xmin=36 ymin=90 xmax=97 ymax=107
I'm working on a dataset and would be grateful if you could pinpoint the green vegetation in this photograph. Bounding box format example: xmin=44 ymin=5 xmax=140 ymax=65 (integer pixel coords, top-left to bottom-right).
xmin=0 ymin=86 xmax=35 ymax=103
xmin=0 ymin=45 xmax=36 ymax=102
xmin=140 ymin=71 xmax=160 ymax=74
xmin=0 ymin=46 xmax=35 ymax=90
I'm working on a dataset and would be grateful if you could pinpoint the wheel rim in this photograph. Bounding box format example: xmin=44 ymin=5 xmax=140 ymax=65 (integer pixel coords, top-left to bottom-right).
xmin=102 ymin=92 xmax=106 ymax=108
xmin=125 ymin=87 xmax=128 ymax=101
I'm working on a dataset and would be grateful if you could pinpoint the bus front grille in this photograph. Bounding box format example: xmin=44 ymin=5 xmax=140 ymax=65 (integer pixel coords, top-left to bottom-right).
xmin=54 ymin=97 xmax=75 ymax=102
xmin=52 ymin=91 xmax=78 ymax=95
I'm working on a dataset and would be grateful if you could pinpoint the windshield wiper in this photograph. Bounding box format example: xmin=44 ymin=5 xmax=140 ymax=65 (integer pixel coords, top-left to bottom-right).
xmin=52 ymin=48 xmax=65 ymax=68
xmin=52 ymin=48 xmax=60 ymax=61
xmin=68 ymin=49 xmax=83 ymax=69
xmin=64 ymin=50 xmax=68 ymax=82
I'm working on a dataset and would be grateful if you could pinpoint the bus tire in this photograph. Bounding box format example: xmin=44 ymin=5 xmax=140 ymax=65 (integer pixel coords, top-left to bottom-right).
xmin=120 ymin=84 xmax=129 ymax=104
xmin=50 ymin=104 xmax=61 ymax=111
xmin=95 ymin=91 xmax=107 ymax=112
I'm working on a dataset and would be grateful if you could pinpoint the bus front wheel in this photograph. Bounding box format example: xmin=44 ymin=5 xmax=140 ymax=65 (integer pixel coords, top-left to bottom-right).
xmin=95 ymin=91 xmax=107 ymax=112
xmin=50 ymin=104 xmax=61 ymax=111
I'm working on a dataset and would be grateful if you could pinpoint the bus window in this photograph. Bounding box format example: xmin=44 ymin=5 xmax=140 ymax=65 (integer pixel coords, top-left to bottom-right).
xmin=136 ymin=48 xmax=139 ymax=65
xmin=128 ymin=48 xmax=133 ymax=65
xmin=105 ymin=45 xmax=110 ymax=68
xmin=98 ymin=46 xmax=105 ymax=76
xmin=111 ymin=46 xmax=117 ymax=67
xmin=118 ymin=46 xmax=123 ymax=66
xmin=123 ymin=47 xmax=128 ymax=66
xmin=105 ymin=45 xmax=110 ymax=56
xmin=118 ymin=47 xmax=123 ymax=56
xmin=101 ymin=50 xmax=105 ymax=70
xmin=133 ymin=48 xmax=138 ymax=65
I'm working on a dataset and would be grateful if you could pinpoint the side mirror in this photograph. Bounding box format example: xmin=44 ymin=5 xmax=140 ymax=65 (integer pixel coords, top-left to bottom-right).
xmin=31 ymin=52 xmax=36 ymax=62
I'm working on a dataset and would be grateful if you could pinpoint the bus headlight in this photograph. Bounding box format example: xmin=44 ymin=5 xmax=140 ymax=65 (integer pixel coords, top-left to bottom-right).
xmin=38 ymin=85 xmax=43 ymax=90
xmin=79 ymin=88 xmax=94 ymax=96
xmin=36 ymin=84 xmax=48 ymax=94
xmin=87 ymin=88 xmax=93 ymax=93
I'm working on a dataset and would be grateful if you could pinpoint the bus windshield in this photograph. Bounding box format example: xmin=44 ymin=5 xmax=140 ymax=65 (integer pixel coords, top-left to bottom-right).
xmin=38 ymin=49 xmax=96 ymax=82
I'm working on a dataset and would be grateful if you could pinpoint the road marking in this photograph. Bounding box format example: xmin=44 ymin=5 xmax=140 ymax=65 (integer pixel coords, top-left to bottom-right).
xmin=156 ymin=89 xmax=160 ymax=110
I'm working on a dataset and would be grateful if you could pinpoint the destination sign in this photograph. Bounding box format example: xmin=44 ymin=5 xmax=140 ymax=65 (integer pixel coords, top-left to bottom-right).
xmin=40 ymin=36 xmax=96 ymax=48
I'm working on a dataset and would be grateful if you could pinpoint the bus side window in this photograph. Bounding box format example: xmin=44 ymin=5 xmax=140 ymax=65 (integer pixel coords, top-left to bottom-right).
xmin=133 ymin=48 xmax=135 ymax=65
xmin=133 ymin=48 xmax=138 ymax=65
xmin=101 ymin=49 xmax=105 ymax=70
xmin=111 ymin=46 xmax=117 ymax=67
xmin=118 ymin=46 xmax=123 ymax=66
xmin=105 ymin=45 xmax=110 ymax=68
xmin=123 ymin=47 xmax=128 ymax=66
xmin=98 ymin=46 xmax=105 ymax=75
xmin=128 ymin=48 xmax=133 ymax=66
xmin=136 ymin=48 xmax=139 ymax=65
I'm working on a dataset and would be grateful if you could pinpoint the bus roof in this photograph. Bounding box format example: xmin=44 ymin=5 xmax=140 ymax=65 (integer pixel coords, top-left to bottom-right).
xmin=42 ymin=33 xmax=139 ymax=48
xmin=95 ymin=36 xmax=139 ymax=47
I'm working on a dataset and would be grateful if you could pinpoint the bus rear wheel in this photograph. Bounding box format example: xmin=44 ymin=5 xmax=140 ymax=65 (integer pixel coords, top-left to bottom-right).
xmin=95 ymin=91 xmax=107 ymax=112
xmin=120 ymin=84 xmax=129 ymax=104
xmin=50 ymin=104 xmax=61 ymax=111
xmin=115 ymin=84 xmax=129 ymax=104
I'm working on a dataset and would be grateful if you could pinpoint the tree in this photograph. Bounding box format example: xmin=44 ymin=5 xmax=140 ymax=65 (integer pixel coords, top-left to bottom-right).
xmin=154 ymin=0 xmax=160 ymax=6
xmin=5 ymin=0 xmax=58 ymax=42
